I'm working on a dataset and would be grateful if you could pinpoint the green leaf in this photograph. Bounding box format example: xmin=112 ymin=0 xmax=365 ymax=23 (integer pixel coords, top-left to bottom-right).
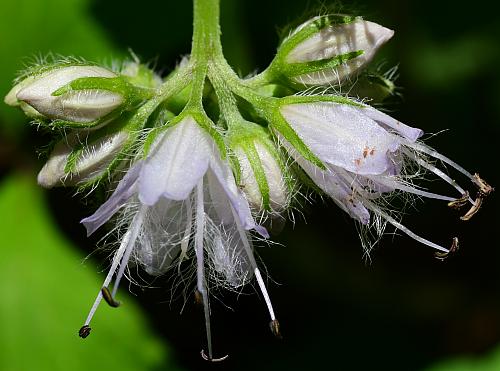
xmin=422 ymin=345 xmax=500 ymax=371
xmin=0 ymin=174 xmax=181 ymax=371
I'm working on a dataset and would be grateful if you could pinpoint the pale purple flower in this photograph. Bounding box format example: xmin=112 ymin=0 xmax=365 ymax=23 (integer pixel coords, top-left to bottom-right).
xmin=78 ymin=116 xmax=278 ymax=359
xmin=278 ymin=101 xmax=491 ymax=253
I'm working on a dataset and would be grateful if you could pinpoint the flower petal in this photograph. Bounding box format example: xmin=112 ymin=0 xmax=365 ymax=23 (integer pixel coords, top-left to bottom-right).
xmin=135 ymin=198 xmax=189 ymax=275
xmin=208 ymin=159 xmax=269 ymax=238
xmin=359 ymin=105 xmax=423 ymax=142
xmin=282 ymin=138 xmax=370 ymax=224
xmin=80 ymin=161 xmax=142 ymax=235
xmin=281 ymin=102 xmax=400 ymax=175
xmin=138 ymin=117 xmax=211 ymax=205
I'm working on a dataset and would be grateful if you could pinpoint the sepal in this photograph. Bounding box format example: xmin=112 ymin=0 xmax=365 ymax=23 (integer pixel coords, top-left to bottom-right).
xmin=228 ymin=122 xmax=289 ymax=212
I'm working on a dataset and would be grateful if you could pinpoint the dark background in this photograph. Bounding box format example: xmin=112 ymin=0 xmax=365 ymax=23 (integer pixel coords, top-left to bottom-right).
xmin=0 ymin=1 xmax=499 ymax=370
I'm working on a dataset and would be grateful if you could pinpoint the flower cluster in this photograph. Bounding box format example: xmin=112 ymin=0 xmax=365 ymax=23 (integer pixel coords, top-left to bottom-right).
xmin=5 ymin=4 xmax=492 ymax=361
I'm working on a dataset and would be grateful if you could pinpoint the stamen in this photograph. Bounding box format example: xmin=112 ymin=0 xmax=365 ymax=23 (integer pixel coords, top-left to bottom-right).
xmin=366 ymin=201 xmax=450 ymax=253
xmin=404 ymin=142 xmax=475 ymax=181
xmin=195 ymin=179 xmax=214 ymax=361
xmin=448 ymin=191 xmax=470 ymax=210
xmin=78 ymin=206 xmax=146 ymax=338
xmin=405 ymin=143 xmax=494 ymax=203
xmin=229 ymin=205 xmax=279 ymax=332
xmin=473 ymin=173 xmax=494 ymax=196
xmin=254 ymin=268 xmax=277 ymax=322
xmin=178 ymin=196 xmax=193 ymax=274
xmin=200 ymin=349 xmax=229 ymax=362
xmin=461 ymin=195 xmax=483 ymax=221
xmin=111 ymin=206 xmax=147 ymax=298
xmin=78 ymin=325 xmax=91 ymax=338
xmin=269 ymin=319 xmax=282 ymax=339
xmin=459 ymin=175 xmax=492 ymax=220
xmin=435 ymin=237 xmax=459 ymax=260
xmin=101 ymin=286 xmax=121 ymax=308
xmin=366 ymin=175 xmax=457 ymax=202
xmin=194 ymin=290 xmax=203 ymax=306
xmin=403 ymin=148 xmax=474 ymax=204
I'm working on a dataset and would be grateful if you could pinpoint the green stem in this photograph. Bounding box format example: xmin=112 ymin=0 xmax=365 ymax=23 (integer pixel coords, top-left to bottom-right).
xmin=188 ymin=0 xmax=223 ymax=110
xmin=192 ymin=0 xmax=222 ymax=62
xmin=208 ymin=65 xmax=242 ymax=125
xmin=142 ymin=67 xmax=191 ymax=123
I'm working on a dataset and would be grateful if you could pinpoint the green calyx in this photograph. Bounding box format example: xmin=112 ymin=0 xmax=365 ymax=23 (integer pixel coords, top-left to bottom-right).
xmin=282 ymin=50 xmax=364 ymax=84
xmin=228 ymin=124 xmax=271 ymax=209
xmin=52 ymin=76 xmax=155 ymax=105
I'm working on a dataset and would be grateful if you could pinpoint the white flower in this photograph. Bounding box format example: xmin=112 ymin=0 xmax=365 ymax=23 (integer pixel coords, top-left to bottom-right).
xmin=285 ymin=17 xmax=394 ymax=85
xmin=78 ymin=116 xmax=279 ymax=359
xmin=276 ymin=100 xmax=491 ymax=253
xmin=14 ymin=66 xmax=123 ymax=123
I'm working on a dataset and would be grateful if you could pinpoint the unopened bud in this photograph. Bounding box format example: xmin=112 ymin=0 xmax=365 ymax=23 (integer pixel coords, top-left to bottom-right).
xmin=5 ymin=75 xmax=46 ymax=118
xmin=230 ymin=125 xmax=289 ymax=212
xmin=15 ymin=66 xmax=123 ymax=123
xmin=275 ymin=16 xmax=394 ymax=86
xmin=37 ymin=129 xmax=129 ymax=188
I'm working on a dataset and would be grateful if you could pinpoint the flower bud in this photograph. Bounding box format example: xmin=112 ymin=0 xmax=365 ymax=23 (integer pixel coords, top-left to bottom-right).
xmin=37 ymin=129 xmax=129 ymax=188
xmin=275 ymin=16 xmax=394 ymax=86
xmin=230 ymin=124 xmax=289 ymax=212
xmin=15 ymin=65 xmax=124 ymax=123
xmin=5 ymin=75 xmax=46 ymax=118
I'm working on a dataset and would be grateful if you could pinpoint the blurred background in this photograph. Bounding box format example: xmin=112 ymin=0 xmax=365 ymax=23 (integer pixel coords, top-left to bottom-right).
xmin=0 ymin=0 xmax=499 ymax=370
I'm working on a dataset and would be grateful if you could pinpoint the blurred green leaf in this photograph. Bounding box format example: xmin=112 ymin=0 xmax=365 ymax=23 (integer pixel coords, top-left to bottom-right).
xmin=408 ymin=32 xmax=499 ymax=89
xmin=0 ymin=174 xmax=180 ymax=371
xmin=423 ymin=346 xmax=500 ymax=371
xmin=0 ymin=0 xmax=122 ymax=137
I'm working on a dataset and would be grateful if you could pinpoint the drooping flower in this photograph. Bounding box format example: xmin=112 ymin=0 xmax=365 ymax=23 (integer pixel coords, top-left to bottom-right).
xmin=78 ymin=116 xmax=279 ymax=360
xmin=270 ymin=98 xmax=492 ymax=254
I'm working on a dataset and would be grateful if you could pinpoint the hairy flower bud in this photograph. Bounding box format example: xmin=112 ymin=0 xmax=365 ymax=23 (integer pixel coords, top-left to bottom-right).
xmin=274 ymin=16 xmax=394 ymax=86
xmin=37 ymin=129 xmax=129 ymax=188
xmin=15 ymin=65 xmax=124 ymax=123
xmin=230 ymin=124 xmax=288 ymax=212
xmin=5 ymin=75 xmax=46 ymax=118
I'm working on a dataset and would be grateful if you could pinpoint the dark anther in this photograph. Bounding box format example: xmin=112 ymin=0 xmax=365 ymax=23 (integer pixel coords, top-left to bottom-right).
xmin=461 ymin=195 xmax=483 ymax=221
xmin=79 ymin=325 xmax=91 ymax=339
xmin=448 ymin=191 xmax=469 ymax=209
xmin=461 ymin=174 xmax=493 ymax=221
xmin=200 ymin=349 xmax=229 ymax=362
xmin=435 ymin=237 xmax=459 ymax=261
xmin=269 ymin=319 xmax=282 ymax=339
xmin=194 ymin=290 xmax=203 ymax=306
xmin=101 ymin=286 xmax=121 ymax=308
xmin=473 ymin=173 xmax=494 ymax=196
